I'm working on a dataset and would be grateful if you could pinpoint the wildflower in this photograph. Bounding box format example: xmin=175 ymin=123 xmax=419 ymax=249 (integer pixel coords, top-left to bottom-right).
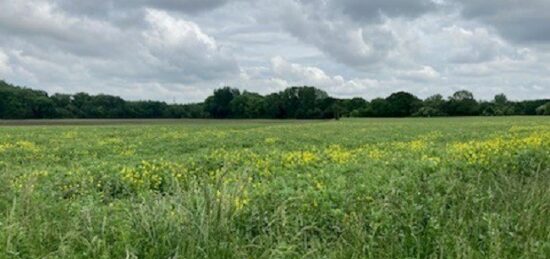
xmin=324 ymin=145 xmax=353 ymax=164
xmin=283 ymin=151 xmax=319 ymax=167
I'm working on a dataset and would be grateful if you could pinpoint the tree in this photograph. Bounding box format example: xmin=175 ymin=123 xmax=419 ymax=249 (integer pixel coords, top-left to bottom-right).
xmin=263 ymin=93 xmax=285 ymax=118
xmin=30 ymin=95 xmax=56 ymax=118
xmin=229 ymin=91 xmax=265 ymax=118
xmin=485 ymin=93 xmax=514 ymax=116
xmin=88 ymin=94 xmax=127 ymax=118
xmin=368 ymin=98 xmax=390 ymax=117
xmin=50 ymin=94 xmax=74 ymax=118
xmin=277 ymin=86 xmax=330 ymax=119
xmin=169 ymin=103 xmax=207 ymax=118
xmin=536 ymin=102 xmax=550 ymax=115
xmin=204 ymin=87 xmax=240 ymax=118
xmin=0 ymin=79 xmax=548 ymax=119
xmin=514 ymin=100 xmax=549 ymax=115
xmin=385 ymin=91 xmax=421 ymax=117
xmin=494 ymin=93 xmax=508 ymax=106
xmin=0 ymin=81 xmax=56 ymax=119
xmin=318 ymin=97 xmax=343 ymax=119
xmin=415 ymin=94 xmax=446 ymax=117
xmin=444 ymin=90 xmax=480 ymax=116
xmin=0 ymin=85 xmax=29 ymax=118
xmin=341 ymin=97 xmax=368 ymax=117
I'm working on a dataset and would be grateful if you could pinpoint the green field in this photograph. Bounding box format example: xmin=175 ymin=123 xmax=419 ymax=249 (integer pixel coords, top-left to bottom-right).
xmin=1 ymin=117 xmax=549 ymax=258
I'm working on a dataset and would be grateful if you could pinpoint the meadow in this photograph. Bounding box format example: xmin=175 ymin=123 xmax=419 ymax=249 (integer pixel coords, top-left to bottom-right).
xmin=0 ymin=117 xmax=549 ymax=258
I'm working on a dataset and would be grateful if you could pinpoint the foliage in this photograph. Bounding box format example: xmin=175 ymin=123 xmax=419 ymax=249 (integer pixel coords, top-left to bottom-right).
xmin=1 ymin=80 xmax=549 ymax=119
xmin=205 ymin=87 xmax=241 ymax=118
xmin=443 ymin=90 xmax=480 ymax=116
xmin=384 ymin=91 xmax=422 ymax=117
xmin=536 ymin=102 xmax=550 ymax=115
xmin=0 ymin=117 xmax=549 ymax=258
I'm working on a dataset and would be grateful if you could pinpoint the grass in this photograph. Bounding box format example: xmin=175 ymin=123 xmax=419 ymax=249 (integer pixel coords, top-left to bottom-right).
xmin=0 ymin=117 xmax=549 ymax=258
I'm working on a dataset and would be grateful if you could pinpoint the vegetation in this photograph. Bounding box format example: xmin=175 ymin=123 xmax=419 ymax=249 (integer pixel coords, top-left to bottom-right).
xmin=0 ymin=117 xmax=549 ymax=258
xmin=1 ymin=80 xmax=548 ymax=119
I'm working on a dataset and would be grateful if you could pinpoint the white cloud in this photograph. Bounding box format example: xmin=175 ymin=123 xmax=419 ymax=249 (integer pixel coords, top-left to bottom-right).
xmin=277 ymin=0 xmax=395 ymax=69
xmin=0 ymin=2 xmax=239 ymax=102
xmin=0 ymin=0 xmax=548 ymax=102
xmin=142 ymin=9 xmax=238 ymax=82
xmin=398 ymin=66 xmax=440 ymax=81
xmin=334 ymin=0 xmax=439 ymax=22
xmin=271 ymin=56 xmax=338 ymax=86
xmin=455 ymin=0 xmax=550 ymax=43
xmin=144 ymin=9 xmax=217 ymax=50
xmin=0 ymin=50 xmax=12 ymax=76
xmin=268 ymin=56 xmax=382 ymax=98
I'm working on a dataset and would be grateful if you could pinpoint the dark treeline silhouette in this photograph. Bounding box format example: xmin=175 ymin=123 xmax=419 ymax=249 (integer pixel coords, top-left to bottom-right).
xmin=1 ymin=80 xmax=549 ymax=119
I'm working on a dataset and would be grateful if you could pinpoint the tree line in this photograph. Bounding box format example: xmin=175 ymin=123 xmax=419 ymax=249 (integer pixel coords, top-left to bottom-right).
xmin=1 ymin=80 xmax=549 ymax=119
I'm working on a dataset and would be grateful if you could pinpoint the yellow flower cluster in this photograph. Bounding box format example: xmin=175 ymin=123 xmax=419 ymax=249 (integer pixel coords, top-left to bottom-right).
xmin=192 ymin=130 xmax=547 ymax=176
xmin=0 ymin=143 xmax=13 ymax=153
xmin=392 ymin=139 xmax=429 ymax=152
xmin=409 ymin=140 xmax=428 ymax=152
xmin=448 ymin=132 xmax=548 ymax=166
xmin=324 ymin=145 xmax=353 ymax=164
xmin=283 ymin=151 xmax=319 ymax=167
xmin=121 ymin=160 xmax=187 ymax=191
xmin=0 ymin=141 xmax=41 ymax=154
xmin=210 ymin=148 xmax=253 ymax=164
xmin=367 ymin=148 xmax=387 ymax=160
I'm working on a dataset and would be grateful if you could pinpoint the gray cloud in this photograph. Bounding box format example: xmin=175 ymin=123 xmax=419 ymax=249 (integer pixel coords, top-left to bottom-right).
xmin=334 ymin=0 xmax=439 ymax=22
xmin=0 ymin=0 xmax=548 ymax=102
xmin=55 ymin=0 xmax=233 ymax=16
xmin=456 ymin=0 xmax=550 ymax=43
xmin=0 ymin=1 xmax=239 ymax=102
xmin=149 ymin=0 xmax=232 ymax=13
xmin=277 ymin=0 xmax=397 ymax=69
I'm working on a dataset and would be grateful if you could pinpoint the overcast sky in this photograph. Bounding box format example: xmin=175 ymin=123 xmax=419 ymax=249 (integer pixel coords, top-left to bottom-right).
xmin=1 ymin=0 xmax=549 ymax=102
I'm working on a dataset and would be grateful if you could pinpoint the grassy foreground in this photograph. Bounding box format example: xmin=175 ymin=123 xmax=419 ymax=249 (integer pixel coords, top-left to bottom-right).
xmin=0 ymin=117 xmax=549 ymax=258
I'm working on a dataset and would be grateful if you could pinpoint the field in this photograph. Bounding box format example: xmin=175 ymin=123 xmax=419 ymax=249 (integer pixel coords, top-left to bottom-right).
xmin=0 ymin=117 xmax=549 ymax=258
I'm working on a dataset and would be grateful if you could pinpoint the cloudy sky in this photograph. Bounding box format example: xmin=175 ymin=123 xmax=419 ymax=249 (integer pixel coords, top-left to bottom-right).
xmin=0 ymin=0 xmax=549 ymax=102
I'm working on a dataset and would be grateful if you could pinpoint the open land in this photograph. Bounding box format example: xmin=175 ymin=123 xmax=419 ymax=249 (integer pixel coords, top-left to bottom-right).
xmin=0 ymin=117 xmax=549 ymax=258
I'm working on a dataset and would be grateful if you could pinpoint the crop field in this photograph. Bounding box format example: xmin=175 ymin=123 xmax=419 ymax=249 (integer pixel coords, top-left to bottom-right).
xmin=0 ymin=117 xmax=549 ymax=258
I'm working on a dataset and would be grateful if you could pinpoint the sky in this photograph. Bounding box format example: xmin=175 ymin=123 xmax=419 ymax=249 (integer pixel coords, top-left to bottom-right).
xmin=0 ymin=0 xmax=549 ymax=103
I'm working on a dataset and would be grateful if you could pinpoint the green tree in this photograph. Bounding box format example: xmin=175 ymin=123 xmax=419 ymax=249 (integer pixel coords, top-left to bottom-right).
xmin=483 ymin=93 xmax=514 ymax=116
xmin=385 ymin=91 xmax=421 ymax=117
xmin=367 ymin=98 xmax=390 ymax=117
xmin=204 ymin=87 xmax=241 ymax=118
xmin=277 ymin=86 xmax=329 ymax=119
xmin=415 ymin=94 xmax=446 ymax=117
xmin=536 ymin=102 xmax=550 ymax=115
xmin=444 ymin=90 xmax=480 ymax=116
xmin=342 ymin=97 xmax=368 ymax=117
xmin=229 ymin=91 xmax=265 ymax=118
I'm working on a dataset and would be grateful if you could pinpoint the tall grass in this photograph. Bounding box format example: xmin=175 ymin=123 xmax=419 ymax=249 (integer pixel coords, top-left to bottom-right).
xmin=0 ymin=117 xmax=549 ymax=258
